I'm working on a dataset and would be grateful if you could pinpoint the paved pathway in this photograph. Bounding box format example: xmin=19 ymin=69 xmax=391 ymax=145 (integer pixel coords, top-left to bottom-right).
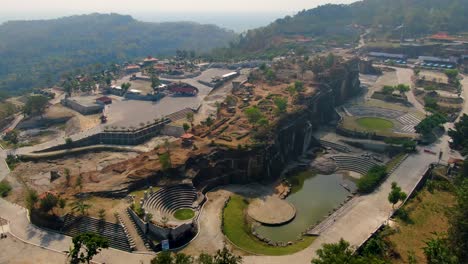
xmin=393 ymin=67 xmax=427 ymax=115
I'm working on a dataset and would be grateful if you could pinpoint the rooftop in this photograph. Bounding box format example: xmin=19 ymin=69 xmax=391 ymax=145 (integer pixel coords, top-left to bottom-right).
xmin=368 ymin=52 xmax=406 ymax=59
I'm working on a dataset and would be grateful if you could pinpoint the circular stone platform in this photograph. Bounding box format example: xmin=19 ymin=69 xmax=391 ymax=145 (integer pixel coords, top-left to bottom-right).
xmin=247 ymin=196 xmax=296 ymax=225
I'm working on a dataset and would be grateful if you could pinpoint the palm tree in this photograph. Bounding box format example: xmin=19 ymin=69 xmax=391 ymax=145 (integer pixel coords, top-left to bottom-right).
xmin=71 ymin=200 xmax=91 ymax=216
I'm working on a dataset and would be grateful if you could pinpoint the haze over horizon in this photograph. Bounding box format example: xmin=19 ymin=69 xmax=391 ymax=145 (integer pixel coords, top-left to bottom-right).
xmin=0 ymin=0 xmax=358 ymax=31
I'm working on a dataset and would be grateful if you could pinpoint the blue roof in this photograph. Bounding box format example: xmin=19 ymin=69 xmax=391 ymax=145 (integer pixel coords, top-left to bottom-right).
xmin=369 ymin=52 xmax=406 ymax=59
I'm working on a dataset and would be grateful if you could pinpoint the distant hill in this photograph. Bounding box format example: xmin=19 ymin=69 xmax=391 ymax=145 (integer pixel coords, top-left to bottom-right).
xmin=213 ymin=0 xmax=468 ymax=57
xmin=0 ymin=13 xmax=237 ymax=95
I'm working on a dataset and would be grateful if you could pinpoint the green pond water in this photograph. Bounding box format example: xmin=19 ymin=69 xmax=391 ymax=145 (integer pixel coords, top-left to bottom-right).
xmin=255 ymin=171 xmax=356 ymax=242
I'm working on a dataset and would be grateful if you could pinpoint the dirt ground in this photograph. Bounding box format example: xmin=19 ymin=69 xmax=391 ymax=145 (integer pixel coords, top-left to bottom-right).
xmin=419 ymin=70 xmax=449 ymax=84
xmin=5 ymin=151 xmax=139 ymax=206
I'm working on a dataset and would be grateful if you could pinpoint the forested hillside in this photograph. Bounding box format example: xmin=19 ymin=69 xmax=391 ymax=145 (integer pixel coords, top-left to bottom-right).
xmin=0 ymin=13 xmax=237 ymax=95
xmin=212 ymin=0 xmax=468 ymax=57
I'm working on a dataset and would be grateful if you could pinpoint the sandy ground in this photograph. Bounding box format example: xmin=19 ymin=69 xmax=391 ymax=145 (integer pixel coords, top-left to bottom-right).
xmin=6 ymin=151 xmax=139 ymax=205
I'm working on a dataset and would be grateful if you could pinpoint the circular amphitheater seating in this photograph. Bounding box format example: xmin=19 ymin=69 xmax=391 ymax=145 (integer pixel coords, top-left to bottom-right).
xmin=345 ymin=106 xmax=404 ymax=119
xmin=332 ymin=155 xmax=381 ymax=175
xmin=143 ymin=185 xmax=197 ymax=218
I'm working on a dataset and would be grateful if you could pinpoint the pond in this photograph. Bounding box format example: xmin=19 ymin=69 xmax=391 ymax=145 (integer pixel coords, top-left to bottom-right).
xmin=255 ymin=171 xmax=356 ymax=242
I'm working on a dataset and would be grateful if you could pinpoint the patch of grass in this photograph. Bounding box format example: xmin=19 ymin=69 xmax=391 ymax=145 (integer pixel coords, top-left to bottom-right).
xmin=0 ymin=180 xmax=12 ymax=197
xmin=386 ymin=187 xmax=456 ymax=263
xmin=223 ymin=195 xmax=315 ymax=255
xmin=173 ymin=208 xmax=195 ymax=220
xmin=356 ymin=117 xmax=394 ymax=132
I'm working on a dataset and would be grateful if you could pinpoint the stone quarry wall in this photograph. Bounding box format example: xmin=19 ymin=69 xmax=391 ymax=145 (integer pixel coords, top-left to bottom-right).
xmin=192 ymin=59 xmax=361 ymax=190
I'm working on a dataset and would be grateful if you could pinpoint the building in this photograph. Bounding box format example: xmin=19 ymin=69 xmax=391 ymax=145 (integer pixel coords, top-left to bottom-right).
xmin=368 ymin=52 xmax=407 ymax=61
xmin=428 ymin=32 xmax=457 ymax=43
xmin=143 ymin=56 xmax=159 ymax=66
xmin=168 ymin=83 xmax=199 ymax=96
xmin=418 ymin=56 xmax=458 ymax=67
xmin=62 ymin=96 xmax=104 ymax=115
xmin=96 ymin=96 xmax=112 ymax=105
xmin=124 ymin=65 xmax=141 ymax=74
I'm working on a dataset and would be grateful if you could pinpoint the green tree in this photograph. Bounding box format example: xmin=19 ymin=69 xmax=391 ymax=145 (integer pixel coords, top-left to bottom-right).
xmin=274 ymin=97 xmax=288 ymax=114
xmin=448 ymin=178 xmax=468 ymax=262
xmin=58 ymin=198 xmax=67 ymax=209
xmin=415 ymin=112 xmax=447 ymax=139
xmin=39 ymin=193 xmax=59 ymax=213
xmin=64 ymin=168 xmax=71 ymax=187
xmin=71 ymin=200 xmax=91 ymax=216
xmin=25 ymin=189 xmax=38 ymax=210
xmin=186 ymin=112 xmax=194 ymax=123
xmin=65 ymin=137 xmax=74 ymax=148
xmin=294 ymin=81 xmax=304 ymax=92
xmin=197 ymin=253 xmax=213 ymax=264
xmin=244 ymin=106 xmax=263 ymax=124
xmin=448 ymin=114 xmax=468 ymax=155
xmin=75 ymin=175 xmax=83 ymax=190
xmin=159 ymin=152 xmax=172 ymax=171
xmin=174 ymin=253 xmax=193 ymax=264
xmin=213 ymin=246 xmax=242 ymax=264
xmin=121 ymin=82 xmax=132 ymax=94
xmin=423 ymin=234 xmax=458 ymax=264
xmin=98 ymin=209 xmax=106 ymax=221
xmin=67 ymin=232 xmax=109 ymax=264
xmin=23 ymin=95 xmax=49 ymax=117
xmin=205 ymin=116 xmax=214 ymax=127
xmin=151 ymin=251 xmax=173 ymax=264
xmin=265 ymin=68 xmax=276 ymax=83
xmin=0 ymin=181 xmax=12 ymax=197
xmin=396 ymin=84 xmax=410 ymax=94
xmin=444 ymin=69 xmax=459 ymax=80
xmin=382 ymin=85 xmax=395 ymax=95
xmin=3 ymin=130 xmax=19 ymax=145
xmin=388 ymin=182 xmax=407 ymax=209
xmin=311 ymin=239 xmax=358 ymax=264
xmin=183 ymin=123 xmax=190 ymax=132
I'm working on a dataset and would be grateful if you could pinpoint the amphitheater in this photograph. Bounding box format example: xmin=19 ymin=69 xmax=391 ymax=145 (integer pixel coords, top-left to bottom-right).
xmin=342 ymin=105 xmax=422 ymax=134
xmin=331 ymin=155 xmax=382 ymax=175
xmin=143 ymin=184 xmax=200 ymax=224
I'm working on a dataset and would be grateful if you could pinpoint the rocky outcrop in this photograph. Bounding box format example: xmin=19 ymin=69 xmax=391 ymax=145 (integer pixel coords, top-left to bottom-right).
xmin=80 ymin=59 xmax=361 ymax=197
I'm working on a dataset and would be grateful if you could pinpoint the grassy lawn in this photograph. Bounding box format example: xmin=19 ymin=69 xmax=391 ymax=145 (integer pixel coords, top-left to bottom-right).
xmin=356 ymin=117 xmax=394 ymax=132
xmin=173 ymin=208 xmax=195 ymax=220
xmin=223 ymin=195 xmax=315 ymax=255
xmin=386 ymin=187 xmax=455 ymax=263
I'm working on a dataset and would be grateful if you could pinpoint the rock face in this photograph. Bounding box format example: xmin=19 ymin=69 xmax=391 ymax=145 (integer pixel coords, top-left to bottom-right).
xmin=192 ymin=59 xmax=361 ymax=191
xmin=82 ymin=59 xmax=361 ymax=197
xmin=310 ymin=156 xmax=337 ymax=174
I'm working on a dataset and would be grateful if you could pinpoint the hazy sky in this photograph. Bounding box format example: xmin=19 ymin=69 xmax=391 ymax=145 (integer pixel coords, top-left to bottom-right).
xmin=1 ymin=0 xmax=358 ymax=31
xmin=3 ymin=0 xmax=357 ymax=14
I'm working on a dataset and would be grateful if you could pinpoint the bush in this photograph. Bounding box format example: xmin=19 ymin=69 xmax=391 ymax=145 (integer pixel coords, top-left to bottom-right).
xmin=0 ymin=181 xmax=12 ymax=197
xmin=357 ymin=165 xmax=388 ymax=193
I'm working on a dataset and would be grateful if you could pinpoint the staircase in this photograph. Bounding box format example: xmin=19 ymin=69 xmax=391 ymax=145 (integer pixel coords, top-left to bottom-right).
xmin=122 ymin=208 xmax=152 ymax=251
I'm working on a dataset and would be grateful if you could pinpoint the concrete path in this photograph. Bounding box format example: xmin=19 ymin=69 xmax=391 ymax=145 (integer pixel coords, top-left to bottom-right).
xmin=393 ymin=67 xmax=427 ymax=115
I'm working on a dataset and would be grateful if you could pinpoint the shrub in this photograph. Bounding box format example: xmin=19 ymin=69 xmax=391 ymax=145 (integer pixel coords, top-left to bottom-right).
xmin=0 ymin=181 xmax=12 ymax=197
xmin=357 ymin=165 xmax=388 ymax=193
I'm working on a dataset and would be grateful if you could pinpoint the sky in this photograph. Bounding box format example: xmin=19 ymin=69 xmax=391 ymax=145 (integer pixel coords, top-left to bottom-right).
xmin=0 ymin=0 xmax=358 ymax=31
